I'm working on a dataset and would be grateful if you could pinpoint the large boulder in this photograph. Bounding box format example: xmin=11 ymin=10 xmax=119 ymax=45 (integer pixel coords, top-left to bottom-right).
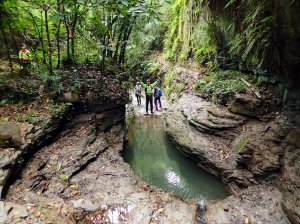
xmin=163 ymin=94 xmax=253 ymax=191
xmin=0 ymin=123 xmax=21 ymax=148
xmin=61 ymin=91 xmax=81 ymax=103
xmin=164 ymin=93 xmax=293 ymax=191
xmin=228 ymin=94 xmax=262 ymax=117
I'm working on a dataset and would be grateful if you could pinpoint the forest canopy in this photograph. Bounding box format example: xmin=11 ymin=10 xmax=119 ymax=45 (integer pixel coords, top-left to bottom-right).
xmin=0 ymin=0 xmax=165 ymax=74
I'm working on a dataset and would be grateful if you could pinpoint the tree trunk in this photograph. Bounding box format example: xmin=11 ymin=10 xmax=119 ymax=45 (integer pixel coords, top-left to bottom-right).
xmin=45 ymin=9 xmax=53 ymax=74
xmin=114 ymin=23 xmax=125 ymax=63
xmin=56 ymin=22 xmax=61 ymax=68
xmin=56 ymin=0 xmax=62 ymax=68
xmin=64 ymin=18 xmax=71 ymax=62
xmin=107 ymin=14 xmax=113 ymax=58
xmin=71 ymin=14 xmax=78 ymax=60
xmin=40 ymin=11 xmax=47 ymax=66
xmin=101 ymin=34 xmax=106 ymax=74
xmin=8 ymin=23 xmax=18 ymax=53
xmin=101 ymin=7 xmax=106 ymax=73
xmin=118 ymin=27 xmax=128 ymax=65
xmin=0 ymin=21 xmax=13 ymax=73
xmin=71 ymin=0 xmax=79 ymax=60
xmin=119 ymin=17 xmax=136 ymax=64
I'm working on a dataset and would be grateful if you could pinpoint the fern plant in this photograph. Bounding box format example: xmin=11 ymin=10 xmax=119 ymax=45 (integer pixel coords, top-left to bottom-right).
xmin=227 ymin=0 xmax=274 ymax=69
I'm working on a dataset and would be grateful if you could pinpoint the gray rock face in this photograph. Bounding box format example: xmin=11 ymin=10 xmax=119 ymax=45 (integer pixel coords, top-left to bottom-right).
xmin=164 ymin=93 xmax=299 ymax=223
xmin=0 ymin=201 xmax=28 ymax=223
xmin=206 ymin=185 xmax=291 ymax=224
xmin=281 ymin=128 xmax=300 ymax=224
xmin=0 ymin=148 xmax=21 ymax=169
xmin=182 ymin=99 xmax=247 ymax=134
xmin=228 ymin=94 xmax=262 ymax=117
xmin=0 ymin=123 xmax=21 ymax=148
xmin=164 ymin=94 xmax=252 ymax=190
xmin=164 ymin=94 xmax=292 ymax=187
xmin=3 ymin=109 xmax=196 ymax=224
xmin=0 ymin=116 xmax=66 ymax=198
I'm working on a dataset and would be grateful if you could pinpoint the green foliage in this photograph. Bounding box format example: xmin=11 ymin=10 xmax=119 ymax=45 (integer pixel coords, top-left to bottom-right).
xmin=195 ymin=45 xmax=217 ymax=67
xmin=121 ymin=81 xmax=133 ymax=90
xmin=87 ymin=127 xmax=96 ymax=136
xmin=173 ymin=83 xmax=185 ymax=94
xmin=194 ymin=70 xmax=246 ymax=103
xmin=56 ymin=162 xmax=62 ymax=172
xmin=1 ymin=0 xmax=163 ymax=74
xmin=58 ymin=173 xmax=68 ymax=181
xmin=125 ymin=2 xmax=168 ymax=76
xmin=70 ymin=80 xmax=81 ymax=93
xmin=163 ymin=71 xmax=184 ymax=97
xmin=235 ymin=135 xmax=249 ymax=154
xmin=25 ymin=110 xmax=48 ymax=128
xmin=163 ymin=0 xmax=275 ymax=73
xmin=17 ymin=157 xmax=24 ymax=165
xmin=0 ymin=71 xmax=41 ymax=105
xmin=28 ymin=116 xmax=48 ymax=129
xmin=146 ymin=62 xmax=162 ymax=75
xmin=164 ymin=71 xmax=174 ymax=86
xmin=48 ymin=100 xmax=71 ymax=119
xmin=164 ymin=0 xmax=186 ymax=61
xmin=163 ymin=72 xmax=174 ymax=97
xmin=227 ymin=0 xmax=274 ymax=68
xmin=193 ymin=19 xmax=219 ymax=69
xmin=163 ymin=0 xmax=220 ymax=68
xmin=38 ymin=72 xmax=64 ymax=95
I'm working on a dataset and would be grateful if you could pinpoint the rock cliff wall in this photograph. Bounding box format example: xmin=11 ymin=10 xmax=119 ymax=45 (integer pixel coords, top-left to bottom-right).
xmin=164 ymin=0 xmax=300 ymax=109
xmin=161 ymin=60 xmax=300 ymax=223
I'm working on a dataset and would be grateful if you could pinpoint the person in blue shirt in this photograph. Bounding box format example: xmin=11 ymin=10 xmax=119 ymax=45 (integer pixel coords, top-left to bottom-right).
xmin=153 ymin=87 xmax=163 ymax=110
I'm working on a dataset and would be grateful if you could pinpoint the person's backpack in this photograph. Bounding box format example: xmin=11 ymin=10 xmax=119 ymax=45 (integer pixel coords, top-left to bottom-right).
xmin=135 ymin=86 xmax=141 ymax=94
xmin=158 ymin=88 xmax=163 ymax=97
xmin=154 ymin=87 xmax=159 ymax=97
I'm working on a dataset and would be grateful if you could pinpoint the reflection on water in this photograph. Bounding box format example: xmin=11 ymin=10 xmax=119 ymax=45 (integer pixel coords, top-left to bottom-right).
xmin=123 ymin=116 xmax=228 ymax=200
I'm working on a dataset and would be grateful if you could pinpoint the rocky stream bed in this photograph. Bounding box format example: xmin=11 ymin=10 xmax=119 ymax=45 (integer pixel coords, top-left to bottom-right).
xmin=1 ymin=64 xmax=299 ymax=224
xmin=160 ymin=62 xmax=300 ymax=223
xmin=0 ymin=67 xmax=198 ymax=224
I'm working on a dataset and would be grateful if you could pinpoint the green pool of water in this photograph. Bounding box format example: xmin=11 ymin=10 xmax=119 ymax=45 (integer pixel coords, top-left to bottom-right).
xmin=123 ymin=116 xmax=229 ymax=200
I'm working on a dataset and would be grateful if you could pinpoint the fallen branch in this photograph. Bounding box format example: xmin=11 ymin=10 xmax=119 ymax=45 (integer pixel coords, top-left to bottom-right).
xmin=241 ymin=78 xmax=261 ymax=99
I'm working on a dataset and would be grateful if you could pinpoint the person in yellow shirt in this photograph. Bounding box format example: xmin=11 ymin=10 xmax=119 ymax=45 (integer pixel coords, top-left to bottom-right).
xmin=19 ymin=44 xmax=31 ymax=69
xmin=140 ymin=79 xmax=158 ymax=114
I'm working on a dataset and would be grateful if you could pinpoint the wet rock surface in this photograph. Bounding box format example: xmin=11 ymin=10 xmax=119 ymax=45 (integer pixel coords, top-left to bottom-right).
xmin=3 ymin=109 xmax=196 ymax=224
xmin=206 ymin=185 xmax=290 ymax=224
xmin=0 ymin=114 xmax=71 ymax=198
xmin=164 ymin=92 xmax=300 ymax=223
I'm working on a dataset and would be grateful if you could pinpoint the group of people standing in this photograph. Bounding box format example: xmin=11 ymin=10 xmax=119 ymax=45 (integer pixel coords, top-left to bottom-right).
xmin=134 ymin=79 xmax=163 ymax=114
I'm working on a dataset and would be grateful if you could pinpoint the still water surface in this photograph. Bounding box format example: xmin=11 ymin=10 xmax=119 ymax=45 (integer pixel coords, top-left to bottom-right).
xmin=123 ymin=116 xmax=228 ymax=200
